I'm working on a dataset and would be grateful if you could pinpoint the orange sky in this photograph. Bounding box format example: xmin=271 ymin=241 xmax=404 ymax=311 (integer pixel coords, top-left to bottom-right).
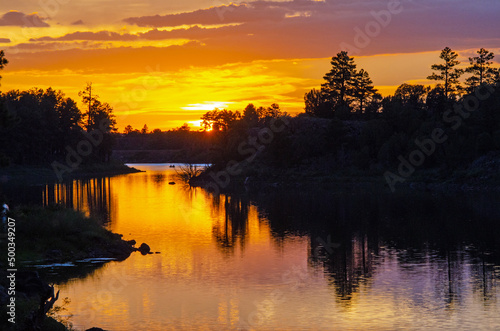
xmin=1 ymin=0 xmax=499 ymax=130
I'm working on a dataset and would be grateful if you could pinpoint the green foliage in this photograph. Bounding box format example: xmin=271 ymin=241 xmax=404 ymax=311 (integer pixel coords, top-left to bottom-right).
xmin=11 ymin=204 xmax=114 ymax=261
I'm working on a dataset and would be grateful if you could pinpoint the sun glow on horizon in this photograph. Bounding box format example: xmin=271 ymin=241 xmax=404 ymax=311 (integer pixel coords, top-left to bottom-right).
xmin=181 ymin=101 xmax=233 ymax=111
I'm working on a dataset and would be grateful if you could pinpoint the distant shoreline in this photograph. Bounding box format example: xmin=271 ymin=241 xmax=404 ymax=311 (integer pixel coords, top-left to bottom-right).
xmin=189 ymin=155 xmax=500 ymax=194
xmin=112 ymin=149 xmax=210 ymax=164
xmin=0 ymin=162 xmax=142 ymax=185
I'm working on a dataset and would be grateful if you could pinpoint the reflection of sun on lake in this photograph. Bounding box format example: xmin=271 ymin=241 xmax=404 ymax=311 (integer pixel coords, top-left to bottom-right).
xmin=33 ymin=164 xmax=500 ymax=330
xmin=55 ymin=165 xmax=312 ymax=330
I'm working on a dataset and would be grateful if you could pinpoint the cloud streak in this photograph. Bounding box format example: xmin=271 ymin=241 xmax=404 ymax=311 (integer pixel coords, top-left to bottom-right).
xmin=23 ymin=0 xmax=500 ymax=62
xmin=0 ymin=10 xmax=50 ymax=27
xmin=123 ymin=3 xmax=292 ymax=27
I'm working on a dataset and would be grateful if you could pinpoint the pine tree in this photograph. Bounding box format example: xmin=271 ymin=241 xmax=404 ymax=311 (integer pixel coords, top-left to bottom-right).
xmin=465 ymin=48 xmax=498 ymax=91
xmin=321 ymin=51 xmax=357 ymax=112
xmin=352 ymin=69 xmax=377 ymax=114
xmin=78 ymin=83 xmax=116 ymax=132
xmin=124 ymin=125 xmax=134 ymax=134
xmin=0 ymin=50 xmax=8 ymax=86
xmin=427 ymin=47 xmax=463 ymax=98
xmin=304 ymin=89 xmax=332 ymax=118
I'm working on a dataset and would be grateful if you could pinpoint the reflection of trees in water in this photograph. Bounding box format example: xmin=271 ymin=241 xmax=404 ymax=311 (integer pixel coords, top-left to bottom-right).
xmin=151 ymin=173 xmax=166 ymax=184
xmin=249 ymin=188 xmax=500 ymax=308
xmin=211 ymin=194 xmax=249 ymax=256
xmin=42 ymin=177 xmax=114 ymax=224
xmin=312 ymin=234 xmax=375 ymax=307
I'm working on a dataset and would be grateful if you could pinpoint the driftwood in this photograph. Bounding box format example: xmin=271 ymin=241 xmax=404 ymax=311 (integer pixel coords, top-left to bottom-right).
xmin=18 ymin=271 xmax=60 ymax=330
xmin=43 ymin=285 xmax=60 ymax=315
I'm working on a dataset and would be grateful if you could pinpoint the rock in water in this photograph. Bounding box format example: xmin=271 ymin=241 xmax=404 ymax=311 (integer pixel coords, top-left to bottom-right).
xmin=138 ymin=243 xmax=151 ymax=255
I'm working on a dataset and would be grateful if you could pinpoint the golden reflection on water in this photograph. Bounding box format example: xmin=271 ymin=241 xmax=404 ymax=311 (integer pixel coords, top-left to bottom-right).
xmin=41 ymin=164 xmax=500 ymax=330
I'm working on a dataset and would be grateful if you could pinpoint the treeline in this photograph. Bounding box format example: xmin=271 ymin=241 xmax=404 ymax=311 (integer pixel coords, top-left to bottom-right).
xmin=304 ymin=47 xmax=500 ymax=119
xmin=114 ymin=127 xmax=214 ymax=163
xmin=198 ymin=47 xmax=500 ymax=179
xmin=0 ymin=81 xmax=116 ymax=166
xmin=116 ymin=104 xmax=286 ymax=163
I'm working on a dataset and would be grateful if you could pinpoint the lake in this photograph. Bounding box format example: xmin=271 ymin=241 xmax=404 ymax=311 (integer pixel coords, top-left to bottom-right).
xmin=7 ymin=164 xmax=500 ymax=330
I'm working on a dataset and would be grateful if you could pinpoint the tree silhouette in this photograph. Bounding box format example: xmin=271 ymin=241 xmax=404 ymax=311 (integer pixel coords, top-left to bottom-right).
xmin=124 ymin=124 xmax=134 ymax=134
xmin=141 ymin=124 xmax=149 ymax=134
xmin=77 ymin=83 xmax=116 ymax=162
xmin=0 ymin=88 xmax=83 ymax=164
xmin=78 ymin=83 xmax=116 ymax=132
xmin=304 ymin=88 xmax=333 ymax=118
xmin=322 ymin=51 xmax=357 ymax=113
xmin=394 ymin=83 xmax=430 ymax=109
xmin=176 ymin=123 xmax=191 ymax=131
xmin=242 ymin=103 xmax=259 ymax=124
xmin=262 ymin=103 xmax=283 ymax=118
xmin=352 ymin=69 xmax=377 ymax=114
xmin=78 ymin=82 xmax=98 ymax=131
xmin=201 ymin=108 xmax=241 ymax=132
xmin=427 ymin=47 xmax=463 ymax=98
xmin=465 ymin=48 xmax=498 ymax=91
xmin=0 ymin=50 xmax=7 ymax=86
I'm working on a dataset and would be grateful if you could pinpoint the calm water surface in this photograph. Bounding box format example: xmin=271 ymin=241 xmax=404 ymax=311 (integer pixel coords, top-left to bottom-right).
xmin=8 ymin=164 xmax=500 ymax=330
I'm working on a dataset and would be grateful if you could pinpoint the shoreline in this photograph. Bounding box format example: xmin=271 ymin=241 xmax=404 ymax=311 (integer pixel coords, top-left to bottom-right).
xmin=0 ymin=162 xmax=142 ymax=186
xmin=0 ymin=205 xmax=143 ymax=330
xmin=189 ymin=161 xmax=500 ymax=194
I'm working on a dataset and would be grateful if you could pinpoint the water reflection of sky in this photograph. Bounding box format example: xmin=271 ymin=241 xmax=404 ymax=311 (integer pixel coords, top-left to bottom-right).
xmin=6 ymin=164 xmax=500 ymax=330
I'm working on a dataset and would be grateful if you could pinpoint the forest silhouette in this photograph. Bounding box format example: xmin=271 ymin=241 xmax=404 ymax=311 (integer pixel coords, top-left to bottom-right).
xmin=1 ymin=48 xmax=500 ymax=183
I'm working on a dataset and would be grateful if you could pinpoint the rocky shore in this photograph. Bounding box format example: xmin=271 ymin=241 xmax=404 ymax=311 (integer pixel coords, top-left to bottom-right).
xmin=0 ymin=205 xmax=151 ymax=330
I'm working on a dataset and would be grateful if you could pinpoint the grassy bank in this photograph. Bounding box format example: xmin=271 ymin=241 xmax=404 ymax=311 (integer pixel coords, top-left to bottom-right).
xmin=0 ymin=205 xmax=138 ymax=330
xmin=8 ymin=205 xmax=136 ymax=263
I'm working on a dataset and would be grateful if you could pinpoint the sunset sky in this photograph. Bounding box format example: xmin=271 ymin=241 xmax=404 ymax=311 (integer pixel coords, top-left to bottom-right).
xmin=0 ymin=0 xmax=499 ymax=130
